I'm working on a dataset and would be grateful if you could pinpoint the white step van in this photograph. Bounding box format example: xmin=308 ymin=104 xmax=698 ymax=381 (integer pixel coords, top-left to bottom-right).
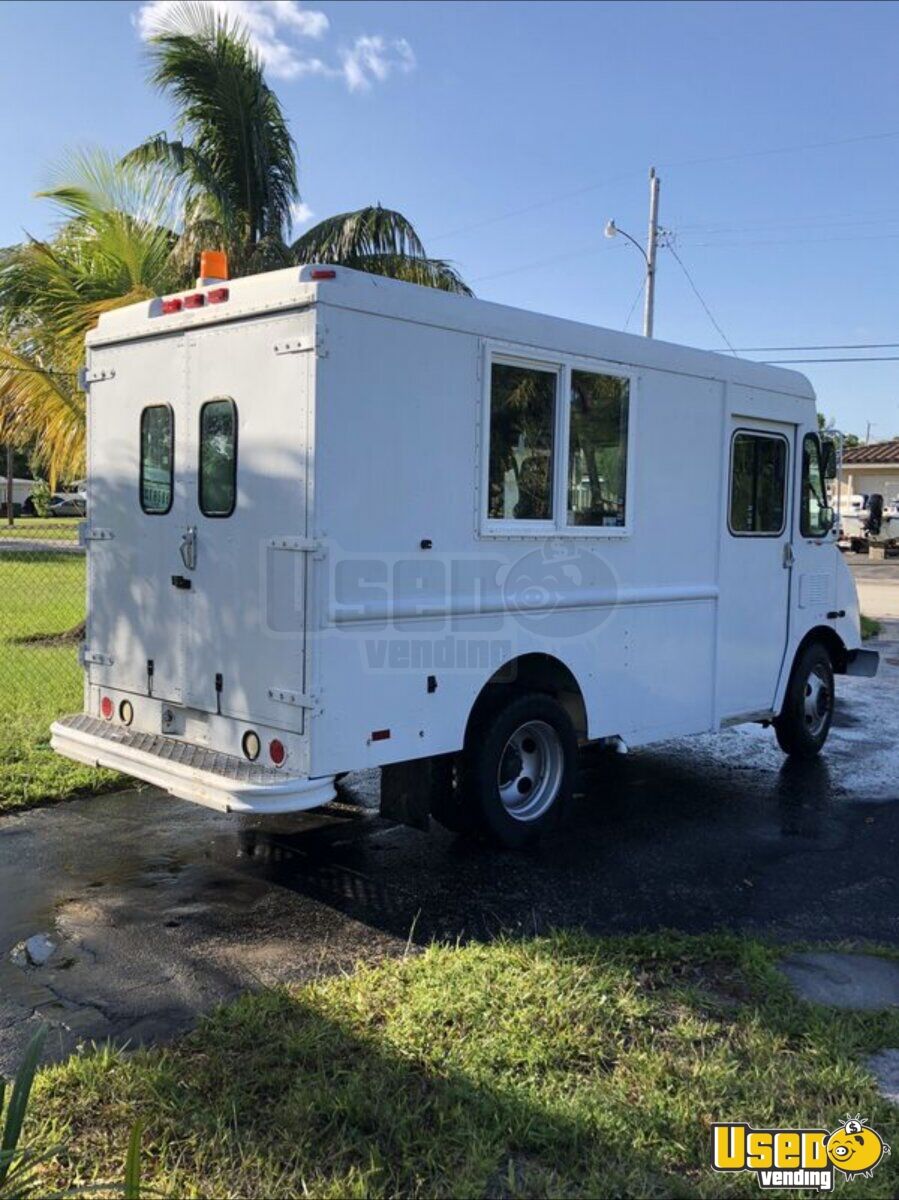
xmin=51 ymin=264 xmax=878 ymax=846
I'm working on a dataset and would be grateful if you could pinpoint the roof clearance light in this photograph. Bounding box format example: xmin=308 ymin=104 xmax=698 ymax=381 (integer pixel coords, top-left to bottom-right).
xmin=161 ymin=298 xmax=183 ymax=315
xmin=199 ymin=249 xmax=229 ymax=282
xmin=207 ymin=287 xmax=229 ymax=304
xmin=311 ymin=269 xmax=336 ymax=280
xmin=184 ymin=293 xmax=205 ymax=309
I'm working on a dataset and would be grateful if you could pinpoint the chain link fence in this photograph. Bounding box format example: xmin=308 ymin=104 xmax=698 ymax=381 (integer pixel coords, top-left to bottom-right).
xmin=0 ymin=508 xmax=116 ymax=810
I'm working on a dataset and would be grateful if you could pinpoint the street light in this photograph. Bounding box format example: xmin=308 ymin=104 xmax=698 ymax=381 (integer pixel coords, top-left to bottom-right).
xmin=604 ymin=167 xmax=661 ymax=338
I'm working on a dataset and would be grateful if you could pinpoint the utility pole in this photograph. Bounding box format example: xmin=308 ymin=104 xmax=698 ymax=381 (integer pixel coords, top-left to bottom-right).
xmin=643 ymin=167 xmax=660 ymax=338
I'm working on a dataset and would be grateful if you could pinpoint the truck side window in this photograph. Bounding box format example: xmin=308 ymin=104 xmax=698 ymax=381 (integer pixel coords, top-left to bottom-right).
xmin=729 ymin=432 xmax=788 ymax=535
xmin=140 ymin=404 xmax=174 ymax=515
xmin=488 ymin=362 xmax=556 ymax=521
xmin=567 ymin=370 xmax=629 ymax=527
xmin=801 ymin=433 xmax=829 ymax=538
xmin=199 ymin=398 xmax=237 ymax=518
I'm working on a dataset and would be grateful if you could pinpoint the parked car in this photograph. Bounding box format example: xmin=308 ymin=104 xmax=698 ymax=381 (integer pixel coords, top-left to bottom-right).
xmin=49 ymin=484 xmax=87 ymax=517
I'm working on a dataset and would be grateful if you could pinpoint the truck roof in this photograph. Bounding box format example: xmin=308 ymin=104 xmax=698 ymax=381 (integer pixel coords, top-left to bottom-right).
xmin=88 ymin=262 xmax=815 ymax=401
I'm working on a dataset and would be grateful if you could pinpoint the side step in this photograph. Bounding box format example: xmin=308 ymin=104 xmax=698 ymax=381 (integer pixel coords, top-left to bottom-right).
xmin=50 ymin=713 xmax=335 ymax=815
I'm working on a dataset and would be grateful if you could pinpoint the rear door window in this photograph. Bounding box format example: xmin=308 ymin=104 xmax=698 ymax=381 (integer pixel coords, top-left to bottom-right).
xmin=199 ymin=398 xmax=237 ymax=517
xmin=140 ymin=404 xmax=174 ymax=514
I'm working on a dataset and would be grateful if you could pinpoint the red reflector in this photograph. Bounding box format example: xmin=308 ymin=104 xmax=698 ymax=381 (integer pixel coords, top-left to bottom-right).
xmin=184 ymin=293 xmax=205 ymax=309
xmin=100 ymin=696 xmax=113 ymax=720
xmin=207 ymin=287 xmax=229 ymax=304
xmin=371 ymin=729 xmax=391 ymax=742
xmin=311 ymin=269 xmax=336 ymax=280
xmin=269 ymin=738 xmax=286 ymax=766
xmin=161 ymin=298 xmax=182 ymax=314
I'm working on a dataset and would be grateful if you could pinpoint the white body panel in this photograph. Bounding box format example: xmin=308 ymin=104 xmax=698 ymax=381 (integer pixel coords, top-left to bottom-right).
xmin=51 ymin=265 xmax=871 ymax=813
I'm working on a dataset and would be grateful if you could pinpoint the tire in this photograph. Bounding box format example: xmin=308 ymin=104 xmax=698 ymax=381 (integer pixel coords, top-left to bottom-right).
xmin=774 ymin=642 xmax=835 ymax=759
xmin=454 ymin=691 xmax=577 ymax=848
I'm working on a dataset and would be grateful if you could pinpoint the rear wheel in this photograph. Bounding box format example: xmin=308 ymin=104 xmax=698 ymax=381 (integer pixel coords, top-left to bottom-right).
xmin=435 ymin=691 xmax=577 ymax=847
xmin=774 ymin=642 xmax=835 ymax=758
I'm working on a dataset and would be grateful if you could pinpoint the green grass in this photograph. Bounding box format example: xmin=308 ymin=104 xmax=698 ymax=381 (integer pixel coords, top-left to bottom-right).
xmin=0 ymin=552 xmax=118 ymax=814
xmin=0 ymin=517 xmax=80 ymax=542
xmin=27 ymin=932 xmax=899 ymax=1198
xmin=861 ymin=615 xmax=881 ymax=640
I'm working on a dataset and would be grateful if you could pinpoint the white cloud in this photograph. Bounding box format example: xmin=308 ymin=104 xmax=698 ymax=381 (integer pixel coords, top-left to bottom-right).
xmin=135 ymin=2 xmax=416 ymax=92
xmin=340 ymin=35 xmax=416 ymax=92
xmin=289 ymin=200 xmax=315 ymax=229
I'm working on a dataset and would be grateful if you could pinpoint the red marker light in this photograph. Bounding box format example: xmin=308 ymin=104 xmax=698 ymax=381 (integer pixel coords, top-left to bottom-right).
xmin=100 ymin=696 xmax=113 ymax=720
xmin=269 ymin=738 xmax=286 ymax=766
xmin=370 ymin=729 xmax=391 ymax=742
xmin=161 ymin=298 xmax=182 ymax=314
xmin=311 ymin=269 xmax=336 ymax=280
xmin=207 ymin=287 xmax=229 ymax=304
xmin=184 ymin=293 xmax=205 ymax=309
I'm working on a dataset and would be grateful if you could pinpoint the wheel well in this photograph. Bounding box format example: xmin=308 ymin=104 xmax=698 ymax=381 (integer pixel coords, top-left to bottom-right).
xmin=794 ymin=625 xmax=849 ymax=674
xmin=466 ymin=653 xmax=589 ymax=739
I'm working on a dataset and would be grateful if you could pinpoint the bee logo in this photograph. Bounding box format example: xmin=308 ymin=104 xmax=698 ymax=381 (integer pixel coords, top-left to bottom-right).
xmin=825 ymin=1115 xmax=890 ymax=1181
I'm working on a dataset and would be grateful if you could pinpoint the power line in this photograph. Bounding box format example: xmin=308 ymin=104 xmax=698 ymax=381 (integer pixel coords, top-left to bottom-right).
xmin=428 ymin=126 xmax=899 ymax=244
xmin=760 ymin=355 xmax=899 ymax=365
xmin=727 ymin=342 xmax=899 ymax=353
xmin=665 ymin=243 xmax=737 ymax=355
xmin=622 ymin=278 xmax=645 ymax=332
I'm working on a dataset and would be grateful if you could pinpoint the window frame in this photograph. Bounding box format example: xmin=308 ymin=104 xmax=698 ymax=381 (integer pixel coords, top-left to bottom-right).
xmin=800 ymin=431 xmax=830 ymax=540
xmin=727 ymin=428 xmax=790 ymax=539
xmin=198 ymin=396 xmax=238 ymax=519
xmin=479 ymin=343 xmax=637 ymax=539
xmin=139 ymin=403 xmax=175 ymax=516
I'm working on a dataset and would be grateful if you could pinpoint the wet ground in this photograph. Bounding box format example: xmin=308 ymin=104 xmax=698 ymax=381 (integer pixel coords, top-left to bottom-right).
xmin=1 ymin=626 xmax=897 ymax=1072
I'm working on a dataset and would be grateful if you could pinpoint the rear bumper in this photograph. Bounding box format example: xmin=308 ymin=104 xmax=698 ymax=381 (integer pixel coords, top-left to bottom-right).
xmin=50 ymin=714 xmax=335 ymax=815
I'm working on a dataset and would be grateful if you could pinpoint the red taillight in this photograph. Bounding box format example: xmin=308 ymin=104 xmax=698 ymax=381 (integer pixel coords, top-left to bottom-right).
xmin=269 ymin=738 xmax=286 ymax=766
xmin=100 ymin=696 xmax=113 ymax=720
xmin=161 ymin=298 xmax=182 ymax=314
xmin=311 ymin=269 xmax=336 ymax=280
xmin=184 ymin=293 xmax=205 ymax=309
xmin=207 ymin=287 xmax=229 ymax=304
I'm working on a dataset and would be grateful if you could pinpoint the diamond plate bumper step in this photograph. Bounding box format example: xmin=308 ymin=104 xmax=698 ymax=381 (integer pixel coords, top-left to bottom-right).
xmin=50 ymin=713 xmax=335 ymax=815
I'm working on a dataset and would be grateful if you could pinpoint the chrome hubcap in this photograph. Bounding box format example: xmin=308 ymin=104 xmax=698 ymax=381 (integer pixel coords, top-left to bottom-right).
xmin=803 ymin=666 xmax=831 ymax=737
xmin=497 ymin=720 xmax=564 ymax=822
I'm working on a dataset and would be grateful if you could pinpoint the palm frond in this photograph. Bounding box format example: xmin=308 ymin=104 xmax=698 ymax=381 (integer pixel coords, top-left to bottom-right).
xmin=292 ymin=206 xmax=472 ymax=295
xmin=292 ymin=206 xmax=427 ymax=264
xmin=133 ymin=0 xmax=299 ymax=264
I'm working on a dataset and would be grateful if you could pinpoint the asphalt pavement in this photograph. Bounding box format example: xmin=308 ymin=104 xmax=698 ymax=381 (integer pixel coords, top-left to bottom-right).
xmin=1 ymin=620 xmax=898 ymax=1072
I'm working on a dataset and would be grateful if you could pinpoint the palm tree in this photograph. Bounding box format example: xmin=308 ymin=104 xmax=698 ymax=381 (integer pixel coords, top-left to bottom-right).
xmin=293 ymin=206 xmax=471 ymax=294
xmin=126 ymin=2 xmax=469 ymax=291
xmin=0 ymin=152 xmax=181 ymax=483
xmin=123 ymin=1 xmax=297 ymax=278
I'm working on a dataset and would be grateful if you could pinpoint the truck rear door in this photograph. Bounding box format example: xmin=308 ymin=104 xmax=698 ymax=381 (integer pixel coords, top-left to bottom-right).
xmin=86 ymin=312 xmax=313 ymax=731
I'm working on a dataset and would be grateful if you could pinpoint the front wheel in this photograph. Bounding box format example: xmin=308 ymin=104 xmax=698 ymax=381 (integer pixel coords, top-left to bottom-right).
xmin=774 ymin=642 xmax=835 ymax=758
xmin=459 ymin=691 xmax=578 ymax=848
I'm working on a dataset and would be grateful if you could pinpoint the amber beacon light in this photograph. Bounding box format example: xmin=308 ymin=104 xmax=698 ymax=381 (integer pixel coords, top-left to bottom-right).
xmin=199 ymin=249 xmax=229 ymax=285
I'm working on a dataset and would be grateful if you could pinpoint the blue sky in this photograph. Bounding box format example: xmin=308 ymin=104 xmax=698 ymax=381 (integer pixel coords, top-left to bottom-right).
xmin=1 ymin=0 xmax=898 ymax=438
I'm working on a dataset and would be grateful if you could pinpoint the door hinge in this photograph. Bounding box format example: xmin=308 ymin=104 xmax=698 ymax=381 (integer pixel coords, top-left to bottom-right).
xmin=79 ymin=366 xmax=115 ymax=389
xmin=79 ymin=645 xmax=114 ymax=667
xmin=273 ymin=330 xmax=327 ymax=358
xmin=267 ymin=687 xmax=317 ymax=710
xmin=267 ymin=535 xmax=320 ymax=553
xmin=782 ymin=543 xmax=795 ymax=569
xmin=78 ymin=524 xmax=114 ymax=545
